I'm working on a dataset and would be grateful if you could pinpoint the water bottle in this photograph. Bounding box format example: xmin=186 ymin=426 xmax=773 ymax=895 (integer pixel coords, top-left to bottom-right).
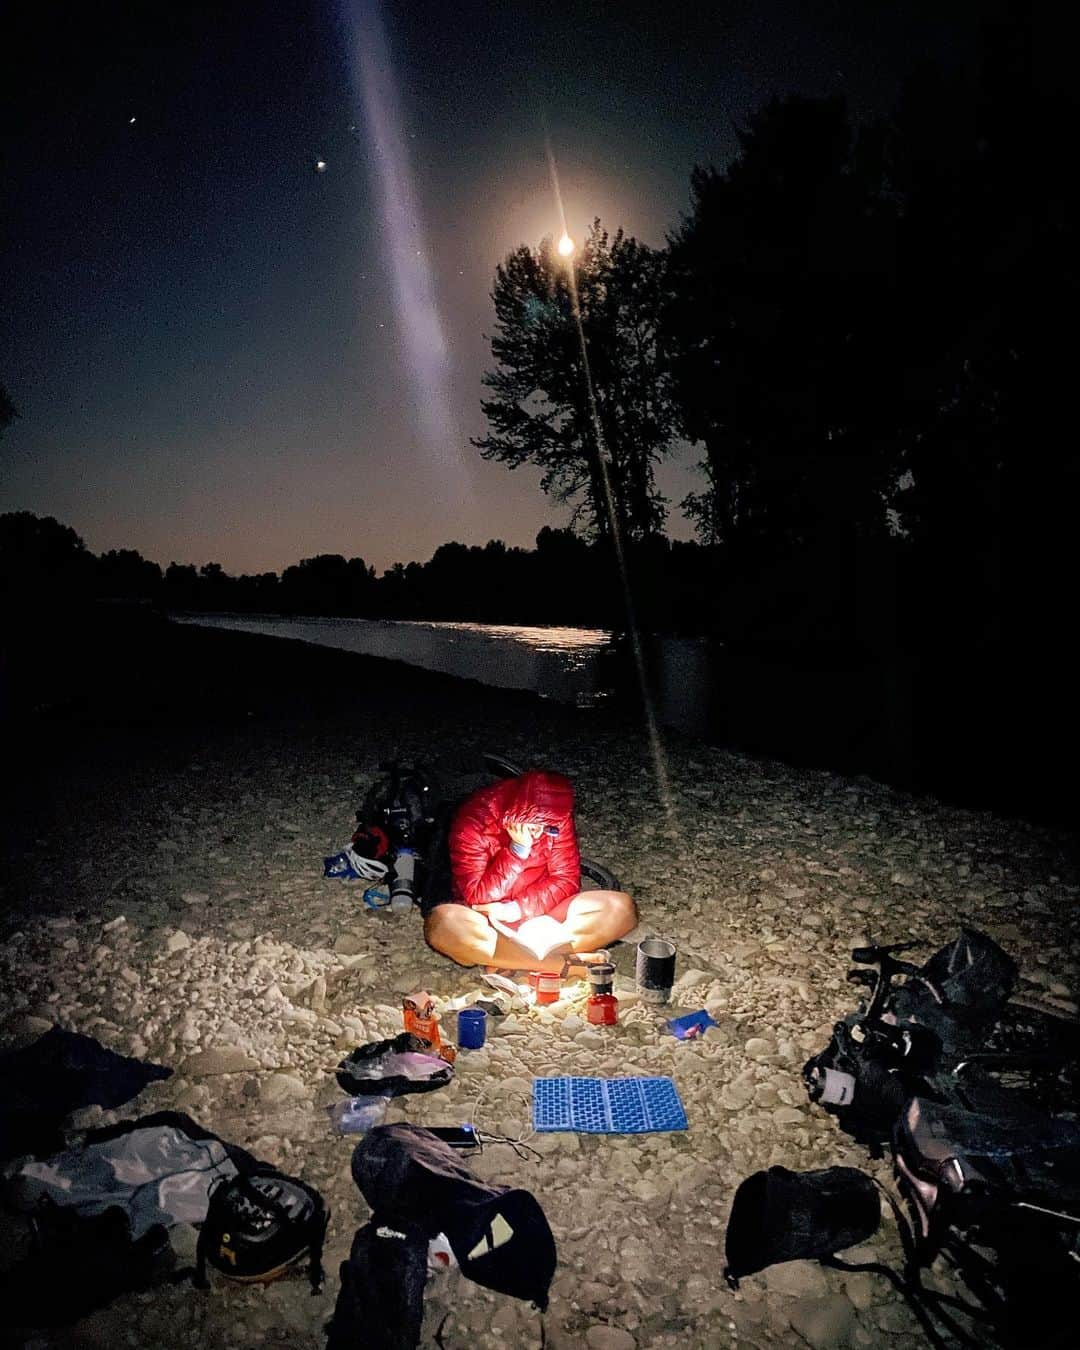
xmin=806 ymin=1064 xmax=857 ymax=1106
xmin=390 ymin=848 xmax=417 ymax=912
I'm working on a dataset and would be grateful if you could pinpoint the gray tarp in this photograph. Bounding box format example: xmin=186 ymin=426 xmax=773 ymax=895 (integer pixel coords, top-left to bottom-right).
xmin=11 ymin=1122 xmax=238 ymax=1236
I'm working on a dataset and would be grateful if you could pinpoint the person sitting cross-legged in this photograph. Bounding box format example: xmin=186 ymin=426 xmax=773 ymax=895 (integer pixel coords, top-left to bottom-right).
xmin=422 ymin=769 xmax=636 ymax=976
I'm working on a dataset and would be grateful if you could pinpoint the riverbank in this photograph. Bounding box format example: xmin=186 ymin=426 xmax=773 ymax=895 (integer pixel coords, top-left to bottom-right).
xmin=2 ymin=621 xmax=1078 ymax=1349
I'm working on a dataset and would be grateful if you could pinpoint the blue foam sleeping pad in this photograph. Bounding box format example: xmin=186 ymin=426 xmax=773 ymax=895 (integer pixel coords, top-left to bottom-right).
xmin=532 ymin=1076 xmax=688 ymax=1134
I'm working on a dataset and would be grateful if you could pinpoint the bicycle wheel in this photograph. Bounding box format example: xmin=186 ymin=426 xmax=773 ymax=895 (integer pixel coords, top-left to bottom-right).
xmin=969 ymin=1003 xmax=1080 ymax=1115
xmin=481 ymin=751 xmax=524 ymax=779
xmin=579 ymin=856 xmax=620 ymax=892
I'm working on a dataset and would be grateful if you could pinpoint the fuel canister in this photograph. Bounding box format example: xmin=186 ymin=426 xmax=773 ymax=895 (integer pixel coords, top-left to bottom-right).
xmin=586 ymin=993 xmax=619 ymax=1025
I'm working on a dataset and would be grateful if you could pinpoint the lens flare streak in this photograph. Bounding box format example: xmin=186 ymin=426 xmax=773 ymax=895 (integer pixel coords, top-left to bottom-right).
xmin=345 ymin=0 xmax=458 ymax=458
xmin=548 ymin=145 xmax=676 ymax=825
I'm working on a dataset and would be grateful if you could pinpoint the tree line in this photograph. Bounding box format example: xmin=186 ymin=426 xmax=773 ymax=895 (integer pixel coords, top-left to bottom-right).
xmin=3 ymin=9 xmax=1067 ymax=650
xmin=0 ymin=512 xmax=715 ymax=631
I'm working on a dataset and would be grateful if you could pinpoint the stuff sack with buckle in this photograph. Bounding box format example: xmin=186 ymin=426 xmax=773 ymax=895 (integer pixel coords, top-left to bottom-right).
xmin=195 ymin=1167 xmax=328 ymax=1293
xmin=325 ymin=1219 xmax=429 ymax=1350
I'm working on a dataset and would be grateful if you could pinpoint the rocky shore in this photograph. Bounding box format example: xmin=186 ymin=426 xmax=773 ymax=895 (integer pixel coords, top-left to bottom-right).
xmin=1 ymin=623 xmax=1077 ymax=1349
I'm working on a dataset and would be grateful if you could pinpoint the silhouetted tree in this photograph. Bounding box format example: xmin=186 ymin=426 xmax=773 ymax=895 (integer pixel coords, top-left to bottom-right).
xmin=0 ymin=511 xmax=94 ymax=609
xmin=664 ymin=96 xmax=902 ymax=562
xmin=163 ymin=562 xmax=199 ymax=609
xmin=96 ymin=548 xmax=163 ymax=601
xmin=475 ymin=222 xmax=678 ymax=544
xmin=885 ymin=21 xmax=1058 ymax=655
xmin=280 ymin=554 xmax=375 ymax=615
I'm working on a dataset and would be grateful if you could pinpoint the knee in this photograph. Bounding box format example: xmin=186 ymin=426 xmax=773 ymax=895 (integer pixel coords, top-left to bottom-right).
xmin=423 ymin=905 xmax=458 ymax=956
xmin=609 ymin=890 xmax=637 ymax=936
xmin=588 ymin=889 xmax=636 ymax=938
xmin=423 ymin=904 xmax=489 ymax=965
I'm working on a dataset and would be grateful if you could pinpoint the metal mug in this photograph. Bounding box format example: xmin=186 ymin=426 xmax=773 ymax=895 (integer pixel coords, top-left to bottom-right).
xmin=636 ymin=936 xmax=677 ymax=1004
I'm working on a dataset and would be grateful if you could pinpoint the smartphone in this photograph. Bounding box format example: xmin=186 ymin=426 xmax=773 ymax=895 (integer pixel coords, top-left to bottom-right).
xmin=427 ymin=1124 xmax=480 ymax=1149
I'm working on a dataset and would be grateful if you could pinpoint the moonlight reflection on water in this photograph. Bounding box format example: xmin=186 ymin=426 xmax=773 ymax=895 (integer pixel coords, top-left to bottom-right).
xmin=174 ymin=613 xmax=621 ymax=707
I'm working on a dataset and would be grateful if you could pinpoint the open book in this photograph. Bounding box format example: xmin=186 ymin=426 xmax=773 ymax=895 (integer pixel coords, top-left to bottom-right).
xmin=487 ymin=913 xmax=573 ymax=961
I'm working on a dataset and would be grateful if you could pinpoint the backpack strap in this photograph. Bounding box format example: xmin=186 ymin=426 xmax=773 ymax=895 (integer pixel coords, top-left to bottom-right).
xmin=306 ymin=1192 xmax=329 ymax=1294
xmin=194 ymin=1221 xmax=210 ymax=1290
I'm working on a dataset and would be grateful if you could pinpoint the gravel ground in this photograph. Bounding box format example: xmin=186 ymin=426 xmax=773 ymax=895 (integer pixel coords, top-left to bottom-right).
xmin=1 ymin=626 xmax=1077 ymax=1349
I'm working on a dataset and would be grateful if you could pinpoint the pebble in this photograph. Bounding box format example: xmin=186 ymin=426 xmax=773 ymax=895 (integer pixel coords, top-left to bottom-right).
xmin=259 ymin=1072 xmax=309 ymax=1103
xmin=181 ymin=1045 xmax=260 ymax=1075
xmin=585 ymin=1326 xmax=637 ymax=1350
xmin=764 ymin=1261 xmax=829 ymax=1299
xmin=786 ymin=1294 xmax=856 ymax=1349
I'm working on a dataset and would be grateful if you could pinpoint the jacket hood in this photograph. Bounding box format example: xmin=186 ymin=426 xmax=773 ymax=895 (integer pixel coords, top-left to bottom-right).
xmin=502 ymin=770 xmax=574 ymax=827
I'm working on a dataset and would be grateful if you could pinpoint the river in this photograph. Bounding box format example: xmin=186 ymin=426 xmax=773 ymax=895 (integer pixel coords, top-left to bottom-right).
xmin=172 ymin=613 xmax=719 ymax=735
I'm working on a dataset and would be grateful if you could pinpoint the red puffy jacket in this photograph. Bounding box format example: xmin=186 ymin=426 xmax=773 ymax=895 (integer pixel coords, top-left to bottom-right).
xmin=449 ymin=770 xmax=580 ymax=919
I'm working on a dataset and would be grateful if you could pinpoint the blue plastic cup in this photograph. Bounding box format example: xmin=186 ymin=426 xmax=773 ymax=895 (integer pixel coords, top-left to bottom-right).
xmin=457 ymin=1007 xmax=487 ymax=1049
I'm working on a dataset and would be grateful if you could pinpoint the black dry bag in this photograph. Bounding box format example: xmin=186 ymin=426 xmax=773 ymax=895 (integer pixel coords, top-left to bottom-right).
xmin=724 ymin=1165 xmax=881 ymax=1287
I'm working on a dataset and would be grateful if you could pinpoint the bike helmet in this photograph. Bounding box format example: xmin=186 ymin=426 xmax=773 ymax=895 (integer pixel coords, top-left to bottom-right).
xmin=195 ymin=1170 xmax=328 ymax=1292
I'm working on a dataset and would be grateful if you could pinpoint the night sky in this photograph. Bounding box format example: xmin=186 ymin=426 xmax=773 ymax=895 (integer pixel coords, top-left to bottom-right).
xmin=2 ymin=1 xmax=982 ymax=577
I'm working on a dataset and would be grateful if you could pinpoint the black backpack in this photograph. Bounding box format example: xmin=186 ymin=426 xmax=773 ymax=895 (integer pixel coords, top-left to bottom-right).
xmin=326 ymin=1125 xmax=557 ymax=1350
xmin=351 ymin=1123 xmax=556 ymax=1308
xmin=361 ymin=762 xmax=435 ymax=851
xmin=195 ymin=1166 xmax=328 ymax=1293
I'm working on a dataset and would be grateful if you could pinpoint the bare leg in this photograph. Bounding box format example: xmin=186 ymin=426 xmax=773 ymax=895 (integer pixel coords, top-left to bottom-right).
xmin=423 ymin=893 xmax=637 ymax=974
xmin=561 ymin=890 xmax=637 ymax=954
xmin=424 ymin=904 xmax=555 ymax=971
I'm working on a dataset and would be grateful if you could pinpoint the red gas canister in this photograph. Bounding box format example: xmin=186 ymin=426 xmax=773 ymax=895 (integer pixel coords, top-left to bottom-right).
xmin=586 ymin=994 xmax=619 ymax=1025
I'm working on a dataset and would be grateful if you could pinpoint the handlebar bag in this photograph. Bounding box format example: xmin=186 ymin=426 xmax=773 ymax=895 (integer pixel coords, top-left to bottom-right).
xmin=893 ymin=928 xmax=1017 ymax=1026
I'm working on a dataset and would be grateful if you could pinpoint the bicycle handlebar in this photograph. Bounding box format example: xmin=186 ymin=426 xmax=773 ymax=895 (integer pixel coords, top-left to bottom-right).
xmin=851 ymin=940 xmax=919 ymax=964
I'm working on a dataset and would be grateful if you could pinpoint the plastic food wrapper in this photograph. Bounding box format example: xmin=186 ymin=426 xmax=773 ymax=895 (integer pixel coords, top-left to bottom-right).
xmin=327 ymin=1095 xmax=392 ymax=1136
xmin=402 ymin=991 xmax=439 ymax=1043
xmin=666 ymin=1010 xmax=718 ymax=1040
xmin=337 ymin=1033 xmax=454 ymax=1097
xmin=481 ymin=972 xmax=522 ymax=997
xmin=402 ymin=992 xmax=456 ymax=1064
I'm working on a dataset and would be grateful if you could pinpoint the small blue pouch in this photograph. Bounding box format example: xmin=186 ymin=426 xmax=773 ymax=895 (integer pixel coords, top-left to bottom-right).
xmin=324 ymin=848 xmax=363 ymax=880
xmin=666 ymin=1009 xmax=718 ymax=1040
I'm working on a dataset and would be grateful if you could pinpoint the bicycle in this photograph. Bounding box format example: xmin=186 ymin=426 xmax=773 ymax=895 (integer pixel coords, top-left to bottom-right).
xmin=804 ymin=933 xmax=1080 ymax=1348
